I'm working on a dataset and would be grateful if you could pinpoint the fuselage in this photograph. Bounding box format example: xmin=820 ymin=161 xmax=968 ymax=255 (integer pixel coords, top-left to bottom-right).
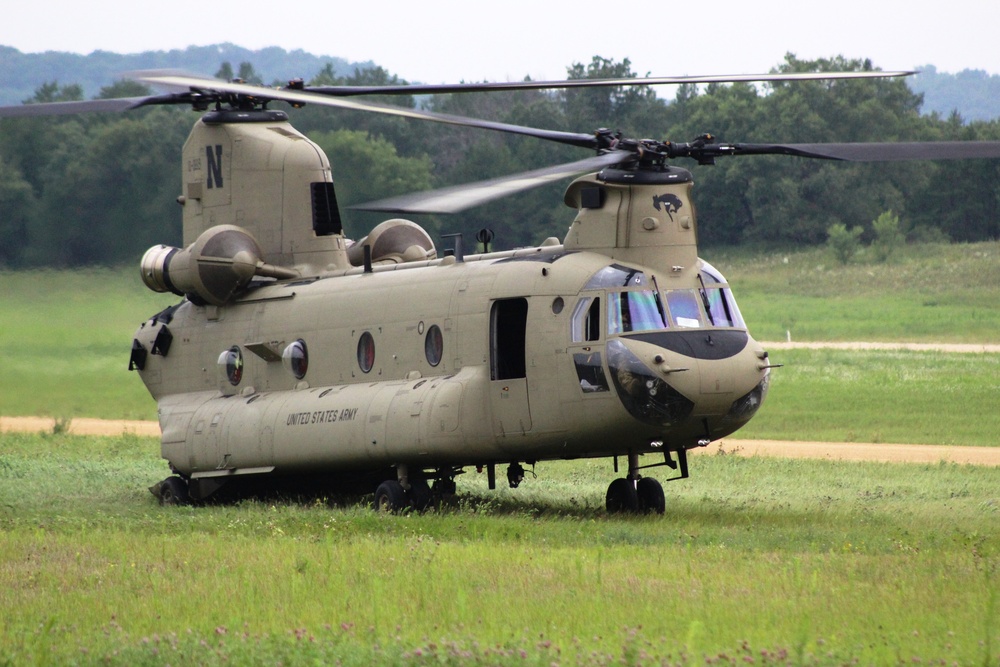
xmin=132 ymin=244 xmax=770 ymax=483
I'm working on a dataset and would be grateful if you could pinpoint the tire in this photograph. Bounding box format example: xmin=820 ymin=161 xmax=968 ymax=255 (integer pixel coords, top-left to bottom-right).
xmin=158 ymin=476 xmax=189 ymax=506
xmin=374 ymin=480 xmax=407 ymax=513
xmin=606 ymin=478 xmax=639 ymax=514
xmin=408 ymin=475 xmax=432 ymax=511
xmin=636 ymin=477 xmax=665 ymax=515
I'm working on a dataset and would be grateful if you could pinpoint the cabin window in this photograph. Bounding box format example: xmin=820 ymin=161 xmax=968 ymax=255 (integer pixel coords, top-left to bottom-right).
xmin=490 ymin=298 xmax=528 ymax=381
xmin=573 ymin=352 xmax=610 ymax=393
xmin=218 ymin=346 xmax=243 ymax=385
xmin=357 ymin=332 xmax=375 ymax=373
xmin=282 ymin=339 xmax=309 ymax=379
xmin=425 ymin=325 xmax=443 ymax=367
xmin=607 ymin=290 xmax=668 ymax=335
xmin=571 ymin=297 xmax=601 ymax=342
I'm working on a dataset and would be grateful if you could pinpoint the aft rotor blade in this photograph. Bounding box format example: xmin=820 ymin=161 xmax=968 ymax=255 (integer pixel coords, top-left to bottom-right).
xmin=711 ymin=141 xmax=1000 ymax=161
xmin=351 ymin=150 xmax=633 ymax=214
xmin=306 ymin=70 xmax=915 ymax=97
xmin=0 ymin=97 xmax=149 ymax=118
xmin=133 ymin=73 xmax=599 ymax=149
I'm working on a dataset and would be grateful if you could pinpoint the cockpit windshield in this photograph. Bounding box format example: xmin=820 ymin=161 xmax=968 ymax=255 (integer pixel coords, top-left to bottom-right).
xmin=698 ymin=260 xmax=746 ymax=329
xmin=577 ymin=262 xmax=747 ymax=338
xmin=607 ymin=290 xmax=667 ymax=334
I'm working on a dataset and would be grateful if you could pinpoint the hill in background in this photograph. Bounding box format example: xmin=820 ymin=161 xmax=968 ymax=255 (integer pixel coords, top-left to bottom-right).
xmin=909 ymin=64 xmax=1000 ymax=122
xmin=2 ymin=45 xmax=999 ymax=122
xmin=0 ymin=43 xmax=374 ymax=104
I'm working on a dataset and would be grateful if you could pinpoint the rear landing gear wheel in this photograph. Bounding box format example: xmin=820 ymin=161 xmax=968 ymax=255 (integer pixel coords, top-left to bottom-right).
xmin=636 ymin=477 xmax=665 ymax=515
xmin=606 ymin=478 xmax=639 ymax=514
xmin=374 ymin=480 xmax=407 ymax=513
xmin=408 ymin=475 xmax=432 ymax=511
xmin=153 ymin=476 xmax=189 ymax=506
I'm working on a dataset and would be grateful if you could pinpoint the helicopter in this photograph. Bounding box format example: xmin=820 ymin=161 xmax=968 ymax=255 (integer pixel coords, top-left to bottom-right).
xmin=4 ymin=67 xmax=1000 ymax=514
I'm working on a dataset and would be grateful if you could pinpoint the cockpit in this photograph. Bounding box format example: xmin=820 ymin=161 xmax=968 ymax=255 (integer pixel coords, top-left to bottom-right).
xmin=569 ymin=260 xmax=765 ymax=431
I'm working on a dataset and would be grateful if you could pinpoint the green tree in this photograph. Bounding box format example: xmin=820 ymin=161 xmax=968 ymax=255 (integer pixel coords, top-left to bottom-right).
xmin=827 ymin=223 xmax=863 ymax=264
xmin=23 ymin=81 xmax=83 ymax=104
xmin=563 ymin=56 xmax=665 ymax=137
xmin=0 ymin=156 xmax=36 ymax=266
xmin=236 ymin=62 xmax=263 ymax=85
xmin=664 ymin=54 xmax=938 ymax=246
xmin=309 ymin=129 xmax=435 ymax=238
xmin=98 ymin=79 xmax=152 ymax=99
xmin=215 ymin=62 xmax=234 ymax=81
xmin=871 ymin=210 xmax=904 ymax=261
xmin=28 ymin=110 xmax=186 ymax=266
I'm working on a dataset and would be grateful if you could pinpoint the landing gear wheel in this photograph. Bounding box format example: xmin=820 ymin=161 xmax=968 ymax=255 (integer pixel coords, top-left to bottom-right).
xmin=155 ymin=476 xmax=189 ymax=506
xmin=606 ymin=478 xmax=639 ymax=514
xmin=431 ymin=477 xmax=457 ymax=499
xmin=636 ymin=477 xmax=665 ymax=515
xmin=408 ymin=475 xmax=432 ymax=511
xmin=374 ymin=480 xmax=407 ymax=513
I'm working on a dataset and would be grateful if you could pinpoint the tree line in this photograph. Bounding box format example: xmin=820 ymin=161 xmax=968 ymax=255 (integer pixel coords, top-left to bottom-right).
xmin=1 ymin=54 xmax=999 ymax=268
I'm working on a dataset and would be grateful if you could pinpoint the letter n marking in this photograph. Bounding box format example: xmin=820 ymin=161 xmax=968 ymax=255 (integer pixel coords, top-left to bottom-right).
xmin=206 ymin=145 xmax=224 ymax=189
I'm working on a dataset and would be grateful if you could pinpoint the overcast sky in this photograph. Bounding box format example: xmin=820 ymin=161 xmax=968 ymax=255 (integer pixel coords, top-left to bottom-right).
xmin=4 ymin=0 xmax=997 ymax=84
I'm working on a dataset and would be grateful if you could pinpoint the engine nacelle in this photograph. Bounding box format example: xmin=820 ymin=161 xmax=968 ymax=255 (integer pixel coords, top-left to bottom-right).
xmin=347 ymin=218 xmax=436 ymax=267
xmin=141 ymin=225 xmax=297 ymax=306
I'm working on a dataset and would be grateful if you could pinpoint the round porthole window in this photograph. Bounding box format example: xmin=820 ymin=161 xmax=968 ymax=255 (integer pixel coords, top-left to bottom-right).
xmin=424 ymin=324 xmax=443 ymax=367
xmin=218 ymin=346 xmax=243 ymax=386
xmin=357 ymin=331 xmax=375 ymax=373
xmin=282 ymin=339 xmax=308 ymax=379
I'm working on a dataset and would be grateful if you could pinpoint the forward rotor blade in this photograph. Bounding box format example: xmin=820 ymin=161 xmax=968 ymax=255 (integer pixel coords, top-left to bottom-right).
xmin=710 ymin=141 xmax=1000 ymax=161
xmin=351 ymin=150 xmax=632 ymax=214
xmin=133 ymin=73 xmax=599 ymax=149
xmin=306 ymin=70 xmax=915 ymax=97
xmin=0 ymin=97 xmax=149 ymax=118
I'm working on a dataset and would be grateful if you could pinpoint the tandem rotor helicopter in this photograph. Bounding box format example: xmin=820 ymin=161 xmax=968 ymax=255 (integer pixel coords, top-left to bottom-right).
xmin=4 ymin=66 xmax=1000 ymax=514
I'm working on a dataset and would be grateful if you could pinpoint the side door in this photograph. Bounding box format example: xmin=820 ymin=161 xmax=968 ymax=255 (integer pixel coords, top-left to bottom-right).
xmin=489 ymin=298 xmax=532 ymax=436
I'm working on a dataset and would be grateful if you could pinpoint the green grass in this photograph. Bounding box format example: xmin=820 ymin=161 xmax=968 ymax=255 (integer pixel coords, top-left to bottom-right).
xmin=740 ymin=347 xmax=1000 ymax=446
xmin=0 ymin=268 xmax=169 ymax=420
xmin=1 ymin=431 xmax=999 ymax=665
xmin=709 ymin=240 xmax=1000 ymax=343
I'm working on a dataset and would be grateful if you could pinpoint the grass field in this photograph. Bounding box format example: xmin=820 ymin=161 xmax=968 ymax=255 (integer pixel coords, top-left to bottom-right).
xmin=1 ymin=431 xmax=998 ymax=666
xmin=712 ymin=241 xmax=1000 ymax=343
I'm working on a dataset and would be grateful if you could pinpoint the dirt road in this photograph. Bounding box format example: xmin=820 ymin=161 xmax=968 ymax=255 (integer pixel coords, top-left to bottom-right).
xmin=3 ymin=416 xmax=997 ymax=466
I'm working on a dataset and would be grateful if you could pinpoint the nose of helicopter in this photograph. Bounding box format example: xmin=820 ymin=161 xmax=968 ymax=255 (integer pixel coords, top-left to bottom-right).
xmin=605 ymin=331 xmax=771 ymax=435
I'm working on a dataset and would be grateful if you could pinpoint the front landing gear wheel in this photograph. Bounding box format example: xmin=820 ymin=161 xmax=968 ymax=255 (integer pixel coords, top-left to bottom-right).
xmin=152 ymin=476 xmax=189 ymax=506
xmin=374 ymin=480 xmax=407 ymax=513
xmin=636 ymin=477 xmax=665 ymax=515
xmin=606 ymin=478 xmax=639 ymax=514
